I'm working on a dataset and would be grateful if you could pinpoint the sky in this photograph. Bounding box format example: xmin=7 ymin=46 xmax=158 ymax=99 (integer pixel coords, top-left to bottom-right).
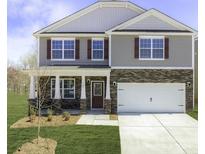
xmin=7 ymin=0 xmax=198 ymax=63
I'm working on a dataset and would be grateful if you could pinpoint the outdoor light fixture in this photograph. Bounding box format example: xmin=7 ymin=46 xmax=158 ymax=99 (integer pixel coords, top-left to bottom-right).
xmin=113 ymin=81 xmax=117 ymax=87
xmin=186 ymin=82 xmax=191 ymax=87
xmin=87 ymin=79 xmax=90 ymax=84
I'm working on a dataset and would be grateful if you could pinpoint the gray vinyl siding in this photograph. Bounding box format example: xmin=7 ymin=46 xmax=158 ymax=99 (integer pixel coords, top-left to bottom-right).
xmin=111 ymin=35 xmax=192 ymax=67
xmin=51 ymin=7 xmax=139 ymax=32
xmin=123 ymin=15 xmax=179 ymax=30
xmin=39 ymin=37 xmax=108 ymax=66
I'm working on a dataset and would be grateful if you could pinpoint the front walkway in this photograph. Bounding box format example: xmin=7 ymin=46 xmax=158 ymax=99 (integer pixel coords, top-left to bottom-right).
xmin=118 ymin=113 xmax=198 ymax=154
xmin=76 ymin=113 xmax=118 ymax=126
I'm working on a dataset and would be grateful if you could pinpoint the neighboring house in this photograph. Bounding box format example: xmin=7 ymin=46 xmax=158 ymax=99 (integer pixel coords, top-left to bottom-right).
xmin=194 ymin=36 xmax=198 ymax=106
xmin=26 ymin=0 xmax=197 ymax=114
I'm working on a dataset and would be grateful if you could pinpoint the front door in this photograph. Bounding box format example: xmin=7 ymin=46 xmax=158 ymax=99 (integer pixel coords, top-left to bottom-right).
xmin=92 ymin=82 xmax=103 ymax=109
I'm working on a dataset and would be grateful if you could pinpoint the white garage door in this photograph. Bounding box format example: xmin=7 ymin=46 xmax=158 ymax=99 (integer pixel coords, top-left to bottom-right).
xmin=117 ymin=83 xmax=185 ymax=113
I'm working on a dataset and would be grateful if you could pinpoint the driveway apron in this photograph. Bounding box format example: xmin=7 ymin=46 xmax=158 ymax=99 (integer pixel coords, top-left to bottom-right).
xmin=118 ymin=114 xmax=197 ymax=154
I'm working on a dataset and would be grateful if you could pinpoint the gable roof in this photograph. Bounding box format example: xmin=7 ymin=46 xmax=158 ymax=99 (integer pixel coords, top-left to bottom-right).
xmin=106 ymin=9 xmax=197 ymax=33
xmin=33 ymin=1 xmax=146 ymax=36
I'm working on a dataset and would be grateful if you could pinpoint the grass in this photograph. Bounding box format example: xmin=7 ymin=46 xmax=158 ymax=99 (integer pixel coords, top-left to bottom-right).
xmin=8 ymin=92 xmax=121 ymax=154
xmin=187 ymin=104 xmax=198 ymax=120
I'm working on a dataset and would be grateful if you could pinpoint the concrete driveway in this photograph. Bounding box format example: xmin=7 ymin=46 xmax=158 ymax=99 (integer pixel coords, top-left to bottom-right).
xmin=119 ymin=114 xmax=197 ymax=154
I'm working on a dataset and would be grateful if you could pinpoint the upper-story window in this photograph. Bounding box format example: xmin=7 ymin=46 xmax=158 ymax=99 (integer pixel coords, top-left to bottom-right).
xmin=92 ymin=38 xmax=104 ymax=60
xmin=139 ymin=36 xmax=164 ymax=60
xmin=52 ymin=38 xmax=75 ymax=60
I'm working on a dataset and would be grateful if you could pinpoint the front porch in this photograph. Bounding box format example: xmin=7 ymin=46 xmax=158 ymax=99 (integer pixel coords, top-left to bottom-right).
xmin=25 ymin=67 xmax=112 ymax=114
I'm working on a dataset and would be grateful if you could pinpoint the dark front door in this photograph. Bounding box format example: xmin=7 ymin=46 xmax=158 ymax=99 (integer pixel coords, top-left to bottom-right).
xmin=92 ymin=82 xmax=103 ymax=109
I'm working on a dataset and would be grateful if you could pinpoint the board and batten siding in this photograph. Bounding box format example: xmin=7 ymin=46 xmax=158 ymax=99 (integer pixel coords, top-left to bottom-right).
xmin=111 ymin=35 xmax=192 ymax=67
xmin=50 ymin=7 xmax=139 ymax=32
xmin=124 ymin=15 xmax=179 ymax=30
xmin=39 ymin=37 xmax=108 ymax=66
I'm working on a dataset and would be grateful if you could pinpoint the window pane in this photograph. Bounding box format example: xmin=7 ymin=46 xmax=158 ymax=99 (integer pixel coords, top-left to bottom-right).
xmin=52 ymin=50 xmax=62 ymax=59
xmin=64 ymin=89 xmax=74 ymax=98
xmin=140 ymin=39 xmax=151 ymax=48
xmin=64 ymin=80 xmax=74 ymax=88
xmin=64 ymin=40 xmax=74 ymax=49
xmin=60 ymin=80 xmax=63 ymax=88
xmin=94 ymin=83 xmax=102 ymax=96
xmin=153 ymin=39 xmax=163 ymax=48
xmin=52 ymin=89 xmax=55 ymax=98
xmin=52 ymin=40 xmax=62 ymax=49
xmin=51 ymin=80 xmax=55 ymax=88
xmin=93 ymin=50 xmax=103 ymax=59
xmin=153 ymin=49 xmax=164 ymax=58
xmin=140 ymin=49 xmax=151 ymax=58
xmin=64 ymin=50 xmax=74 ymax=59
xmin=93 ymin=40 xmax=103 ymax=49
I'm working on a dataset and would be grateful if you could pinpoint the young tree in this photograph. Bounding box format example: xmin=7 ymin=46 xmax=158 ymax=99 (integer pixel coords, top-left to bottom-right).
xmin=35 ymin=73 xmax=51 ymax=143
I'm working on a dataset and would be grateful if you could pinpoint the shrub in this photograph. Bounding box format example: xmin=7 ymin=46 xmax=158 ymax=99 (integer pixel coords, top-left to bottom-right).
xmin=62 ymin=111 xmax=70 ymax=121
xmin=47 ymin=109 xmax=53 ymax=122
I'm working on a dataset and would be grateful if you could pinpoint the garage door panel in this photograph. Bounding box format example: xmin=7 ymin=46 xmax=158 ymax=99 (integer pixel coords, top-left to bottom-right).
xmin=117 ymin=83 xmax=185 ymax=113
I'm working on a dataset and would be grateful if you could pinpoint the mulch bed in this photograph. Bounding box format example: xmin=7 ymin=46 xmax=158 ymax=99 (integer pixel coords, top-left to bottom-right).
xmin=110 ymin=114 xmax=118 ymax=120
xmin=10 ymin=115 xmax=81 ymax=128
xmin=14 ymin=137 xmax=57 ymax=154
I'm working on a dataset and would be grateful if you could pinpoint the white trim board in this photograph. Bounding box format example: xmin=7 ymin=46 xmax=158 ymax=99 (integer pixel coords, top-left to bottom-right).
xmin=111 ymin=67 xmax=193 ymax=70
xmin=35 ymin=33 xmax=108 ymax=37
xmin=23 ymin=67 xmax=111 ymax=77
xmin=106 ymin=32 xmax=194 ymax=36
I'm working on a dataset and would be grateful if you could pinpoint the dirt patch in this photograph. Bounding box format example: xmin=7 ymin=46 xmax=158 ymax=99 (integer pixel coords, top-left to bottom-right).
xmin=14 ymin=137 xmax=57 ymax=154
xmin=110 ymin=114 xmax=118 ymax=120
xmin=10 ymin=115 xmax=81 ymax=128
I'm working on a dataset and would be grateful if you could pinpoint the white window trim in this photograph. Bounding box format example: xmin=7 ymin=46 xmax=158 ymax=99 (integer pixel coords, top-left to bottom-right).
xmin=51 ymin=38 xmax=76 ymax=61
xmin=139 ymin=36 xmax=165 ymax=60
xmin=51 ymin=78 xmax=75 ymax=99
xmin=91 ymin=38 xmax=104 ymax=61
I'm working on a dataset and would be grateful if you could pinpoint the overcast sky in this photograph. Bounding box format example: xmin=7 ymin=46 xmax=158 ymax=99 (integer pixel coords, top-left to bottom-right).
xmin=7 ymin=0 xmax=198 ymax=63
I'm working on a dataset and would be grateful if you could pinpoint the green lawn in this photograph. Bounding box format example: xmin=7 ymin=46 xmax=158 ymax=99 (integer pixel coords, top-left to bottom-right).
xmin=8 ymin=92 xmax=121 ymax=154
xmin=187 ymin=104 xmax=198 ymax=120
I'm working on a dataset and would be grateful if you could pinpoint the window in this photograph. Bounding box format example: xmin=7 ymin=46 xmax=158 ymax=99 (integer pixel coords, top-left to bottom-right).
xmin=139 ymin=37 xmax=164 ymax=60
xmin=51 ymin=39 xmax=75 ymax=60
xmin=140 ymin=39 xmax=151 ymax=59
xmin=51 ymin=78 xmax=75 ymax=99
xmin=93 ymin=83 xmax=102 ymax=96
xmin=52 ymin=40 xmax=63 ymax=59
xmin=64 ymin=40 xmax=75 ymax=59
xmin=92 ymin=39 xmax=104 ymax=60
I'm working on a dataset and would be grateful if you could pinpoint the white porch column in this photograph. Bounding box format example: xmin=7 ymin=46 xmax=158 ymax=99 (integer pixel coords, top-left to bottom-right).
xmin=29 ymin=75 xmax=35 ymax=99
xmin=81 ymin=76 xmax=86 ymax=99
xmin=105 ymin=75 xmax=111 ymax=99
xmin=54 ymin=75 xmax=61 ymax=99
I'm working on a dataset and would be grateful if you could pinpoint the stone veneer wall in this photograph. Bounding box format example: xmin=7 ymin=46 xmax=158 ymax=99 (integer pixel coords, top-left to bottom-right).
xmin=110 ymin=69 xmax=193 ymax=113
xmin=37 ymin=76 xmax=108 ymax=111
xmin=39 ymin=76 xmax=81 ymax=109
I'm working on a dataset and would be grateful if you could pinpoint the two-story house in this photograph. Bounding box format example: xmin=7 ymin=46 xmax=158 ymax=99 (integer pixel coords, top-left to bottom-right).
xmin=26 ymin=0 xmax=196 ymax=114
